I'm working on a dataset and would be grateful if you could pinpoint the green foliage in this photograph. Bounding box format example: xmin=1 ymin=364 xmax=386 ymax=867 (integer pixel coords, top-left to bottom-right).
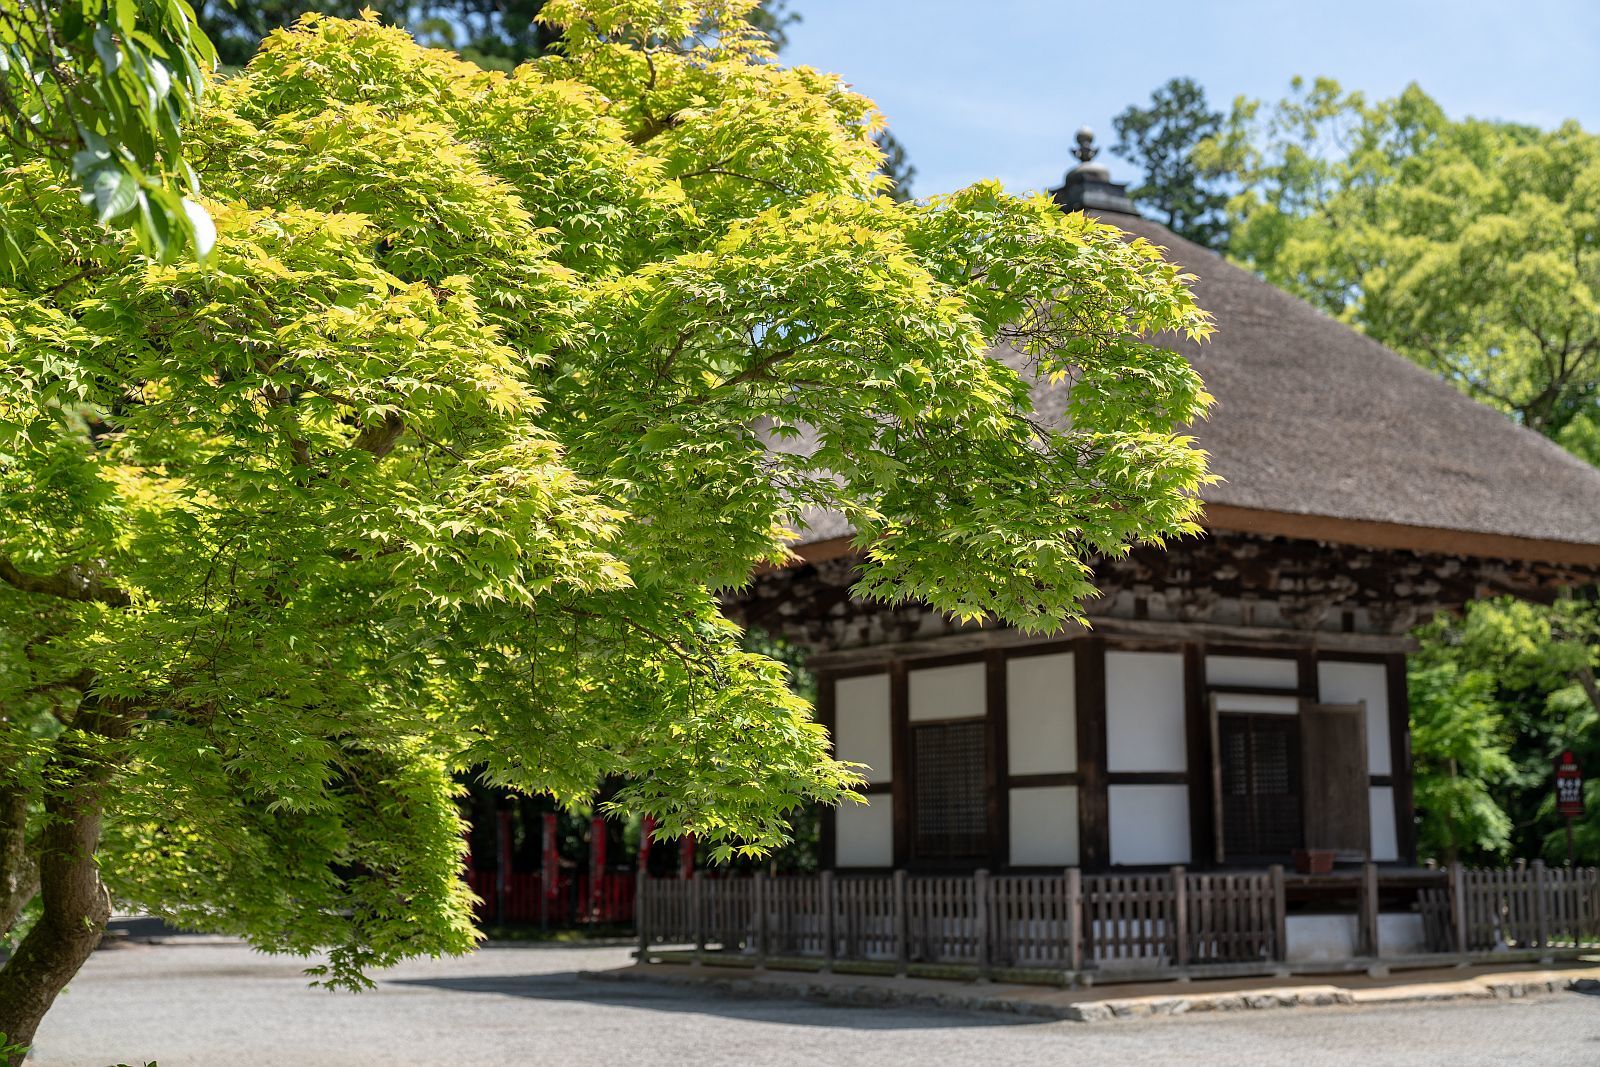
xmin=0 ymin=2 xmax=1211 ymax=995
xmin=0 ymin=0 xmax=217 ymax=264
xmin=1203 ymin=77 xmax=1600 ymax=439
xmin=1412 ymin=596 xmax=1600 ymax=865
xmin=1407 ymin=660 xmax=1513 ymax=862
xmin=1111 ymin=77 xmax=1230 ymax=250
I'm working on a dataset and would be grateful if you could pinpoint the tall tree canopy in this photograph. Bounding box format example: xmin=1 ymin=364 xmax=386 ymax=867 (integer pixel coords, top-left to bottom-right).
xmin=0 ymin=4 xmax=1211 ymax=1053
xmin=1203 ymin=78 xmax=1600 ymax=455
xmin=1111 ymin=76 xmax=1230 ymax=250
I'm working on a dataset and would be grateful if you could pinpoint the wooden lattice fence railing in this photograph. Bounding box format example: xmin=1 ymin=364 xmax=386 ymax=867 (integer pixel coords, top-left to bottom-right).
xmin=1452 ymin=862 xmax=1600 ymax=952
xmin=637 ymin=865 xmax=1284 ymax=974
xmin=637 ymin=861 xmax=1600 ymax=979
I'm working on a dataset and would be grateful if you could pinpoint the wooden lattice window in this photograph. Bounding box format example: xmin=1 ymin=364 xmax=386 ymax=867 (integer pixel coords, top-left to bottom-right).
xmin=911 ymin=720 xmax=988 ymax=860
xmin=1218 ymin=713 xmax=1302 ymax=861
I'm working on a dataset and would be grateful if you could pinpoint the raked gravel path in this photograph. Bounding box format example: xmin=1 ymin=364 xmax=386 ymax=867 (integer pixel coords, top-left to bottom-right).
xmin=25 ymin=939 xmax=1600 ymax=1067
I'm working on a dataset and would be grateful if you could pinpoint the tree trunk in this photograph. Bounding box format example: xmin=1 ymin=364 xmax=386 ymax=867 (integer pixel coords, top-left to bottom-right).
xmin=0 ymin=781 xmax=37 ymax=937
xmin=0 ymin=714 xmax=127 ymax=1062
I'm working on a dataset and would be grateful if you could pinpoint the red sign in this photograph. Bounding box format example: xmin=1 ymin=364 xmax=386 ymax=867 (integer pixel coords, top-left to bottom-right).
xmin=1556 ymin=750 xmax=1585 ymax=818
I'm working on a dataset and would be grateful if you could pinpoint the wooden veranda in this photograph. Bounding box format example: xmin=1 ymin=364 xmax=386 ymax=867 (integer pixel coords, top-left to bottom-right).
xmin=635 ymin=863 xmax=1600 ymax=985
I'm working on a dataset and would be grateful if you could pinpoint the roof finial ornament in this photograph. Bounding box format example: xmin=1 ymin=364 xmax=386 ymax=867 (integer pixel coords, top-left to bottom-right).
xmin=1073 ymin=126 xmax=1099 ymax=164
xmin=1049 ymin=123 xmax=1136 ymax=216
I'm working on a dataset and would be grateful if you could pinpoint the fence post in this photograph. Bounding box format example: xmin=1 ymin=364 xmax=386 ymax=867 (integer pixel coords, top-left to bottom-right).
xmin=1360 ymin=861 xmax=1380 ymax=959
xmin=1170 ymin=866 xmax=1189 ymax=970
xmin=1268 ymin=864 xmax=1287 ymax=964
xmin=1066 ymin=868 xmax=1083 ymax=976
xmin=752 ymin=871 xmax=768 ymax=968
xmin=635 ymin=869 xmax=649 ymax=960
xmin=894 ymin=869 xmax=909 ymax=977
xmin=1532 ymin=859 xmax=1550 ymax=952
xmin=692 ymin=870 xmax=706 ymax=966
xmin=1449 ymin=861 xmax=1469 ymax=957
xmin=974 ymin=869 xmax=991 ymax=981
xmin=820 ymin=870 xmax=836 ymax=973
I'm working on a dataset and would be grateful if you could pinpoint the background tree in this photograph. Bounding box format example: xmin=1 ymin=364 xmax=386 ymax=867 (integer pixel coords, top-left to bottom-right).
xmin=1111 ymin=76 xmax=1230 ymax=250
xmin=0 ymin=5 xmax=1212 ymax=1055
xmin=876 ymin=130 xmax=916 ymax=202
xmin=1203 ymin=78 xmax=1600 ymax=449
xmin=196 ymin=0 xmax=798 ymax=68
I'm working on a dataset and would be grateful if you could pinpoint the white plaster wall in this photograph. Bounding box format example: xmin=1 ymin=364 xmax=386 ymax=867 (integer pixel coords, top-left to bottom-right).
xmin=1108 ymin=784 xmax=1190 ymax=865
xmin=1007 ymin=653 xmax=1075 ymax=776
xmin=1369 ymin=785 xmax=1399 ymax=862
xmin=908 ymin=662 xmax=985 ymax=721
xmin=1379 ymin=913 xmax=1428 ymax=957
xmin=1211 ymin=692 xmax=1299 ymax=716
xmin=1206 ymin=655 xmax=1298 ymax=690
xmin=833 ymin=674 xmax=892 ymax=784
xmin=1317 ymin=660 xmax=1392 ymax=775
xmin=1008 ymin=785 xmax=1079 ymax=866
xmin=834 ymin=797 xmax=893 ymax=867
xmin=1286 ymin=914 xmax=1356 ymax=962
xmin=1105 ymin=651 xmax=1187 ymax=773
xmin=1285 ymin=913 xmax=1427 ymax=962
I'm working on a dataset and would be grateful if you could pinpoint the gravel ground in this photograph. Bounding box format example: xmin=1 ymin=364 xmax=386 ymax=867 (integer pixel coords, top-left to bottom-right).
xmin=25 ymin=940 xmax=1600 ymax=1067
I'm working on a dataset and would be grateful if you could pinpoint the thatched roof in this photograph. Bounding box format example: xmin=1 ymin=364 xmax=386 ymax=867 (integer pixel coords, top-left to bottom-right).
xmin=792 ymin=208 xmax=1600 ymax=567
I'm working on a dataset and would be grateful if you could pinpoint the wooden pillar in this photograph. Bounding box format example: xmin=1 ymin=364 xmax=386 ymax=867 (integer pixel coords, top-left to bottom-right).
xmin=1075 ymin=638 xmax=1109 ymax=869
xmin=1532 ymin=859 xmax=1550 ymax=950
xmin=1268 ymin=864 xmax=1287 ymax=963
xmin=1065 ymin=867 xmax=1083 ymax=974
xmin=635 ymin=868 xmax=649 ymax=959
xmin=1360 ymin=861 xmax=1380 ymax=958
xmin=820 ymin=870 xmax=836 ymax=973
xmin=1449 ymin=861 xmax=1469 ymax=956
xmin=893 ymin=868 xmax=909 ymax=976
xmin=985 ymin=650 xmax=1009 ymax=871
xmin=753 ymin=871 xmax=768 ymax=967
xmin=692 ymin=870 xmax=706 ymax=965
xmin=974 ymin=868 xmax=991 ymax=981
xmin=1171 ymin=866 xmax=1189 ymax=969
xmin=1182 ymin=645 xmax=1213 ymax=872
xmin=889 ymin=661 xmax=911 ymax=867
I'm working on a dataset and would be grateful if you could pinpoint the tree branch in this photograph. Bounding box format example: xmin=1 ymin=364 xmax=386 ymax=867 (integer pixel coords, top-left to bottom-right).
xmin=0 ymin=559 xmax=129 ymax=608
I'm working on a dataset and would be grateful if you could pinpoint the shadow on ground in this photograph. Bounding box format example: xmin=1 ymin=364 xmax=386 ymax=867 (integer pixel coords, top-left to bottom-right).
xmin=385 ymin=971 xmax=1042 ymax=1032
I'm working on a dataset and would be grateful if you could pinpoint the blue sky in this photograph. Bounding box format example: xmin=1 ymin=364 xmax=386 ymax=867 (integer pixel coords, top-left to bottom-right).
xmin=781 ymin=0 xmax=1600 ymax=198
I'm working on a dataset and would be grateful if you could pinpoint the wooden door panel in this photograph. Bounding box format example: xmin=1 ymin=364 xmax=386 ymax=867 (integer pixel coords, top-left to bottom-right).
xmin=1300 ymin=702 xmax=1369 ymax=859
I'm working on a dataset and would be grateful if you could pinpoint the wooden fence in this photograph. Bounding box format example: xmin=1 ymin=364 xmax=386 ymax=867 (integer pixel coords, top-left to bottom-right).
xmin=1451 ymin=861 xmax=1600 ymax=952
xmin=636 ymin=862 xmax=1600 ymax=979
xmin=637 ymin=865 xmax=1284 ymax=975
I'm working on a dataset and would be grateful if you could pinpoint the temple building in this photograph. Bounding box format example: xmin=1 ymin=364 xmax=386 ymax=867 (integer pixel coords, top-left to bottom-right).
xmin=726 ymin=132 xmax=1600 ymax=881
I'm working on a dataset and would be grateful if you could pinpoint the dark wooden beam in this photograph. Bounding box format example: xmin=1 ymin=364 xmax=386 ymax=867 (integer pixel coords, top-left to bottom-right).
xmin=1008 ymin=772 xmax=1080 ymax=789
xmin=1184 ymin=643 xmax=1213 ymax=870
xmin=1075 ymin=638 xmax=1109 ymax=870
xmin=985 ymin=649 xmax=1008 ymax=871
xmin=889 ymin=660 xmax=910 ymax=867
xmin=1106 ymin=771 xmax=1189 ymax=786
